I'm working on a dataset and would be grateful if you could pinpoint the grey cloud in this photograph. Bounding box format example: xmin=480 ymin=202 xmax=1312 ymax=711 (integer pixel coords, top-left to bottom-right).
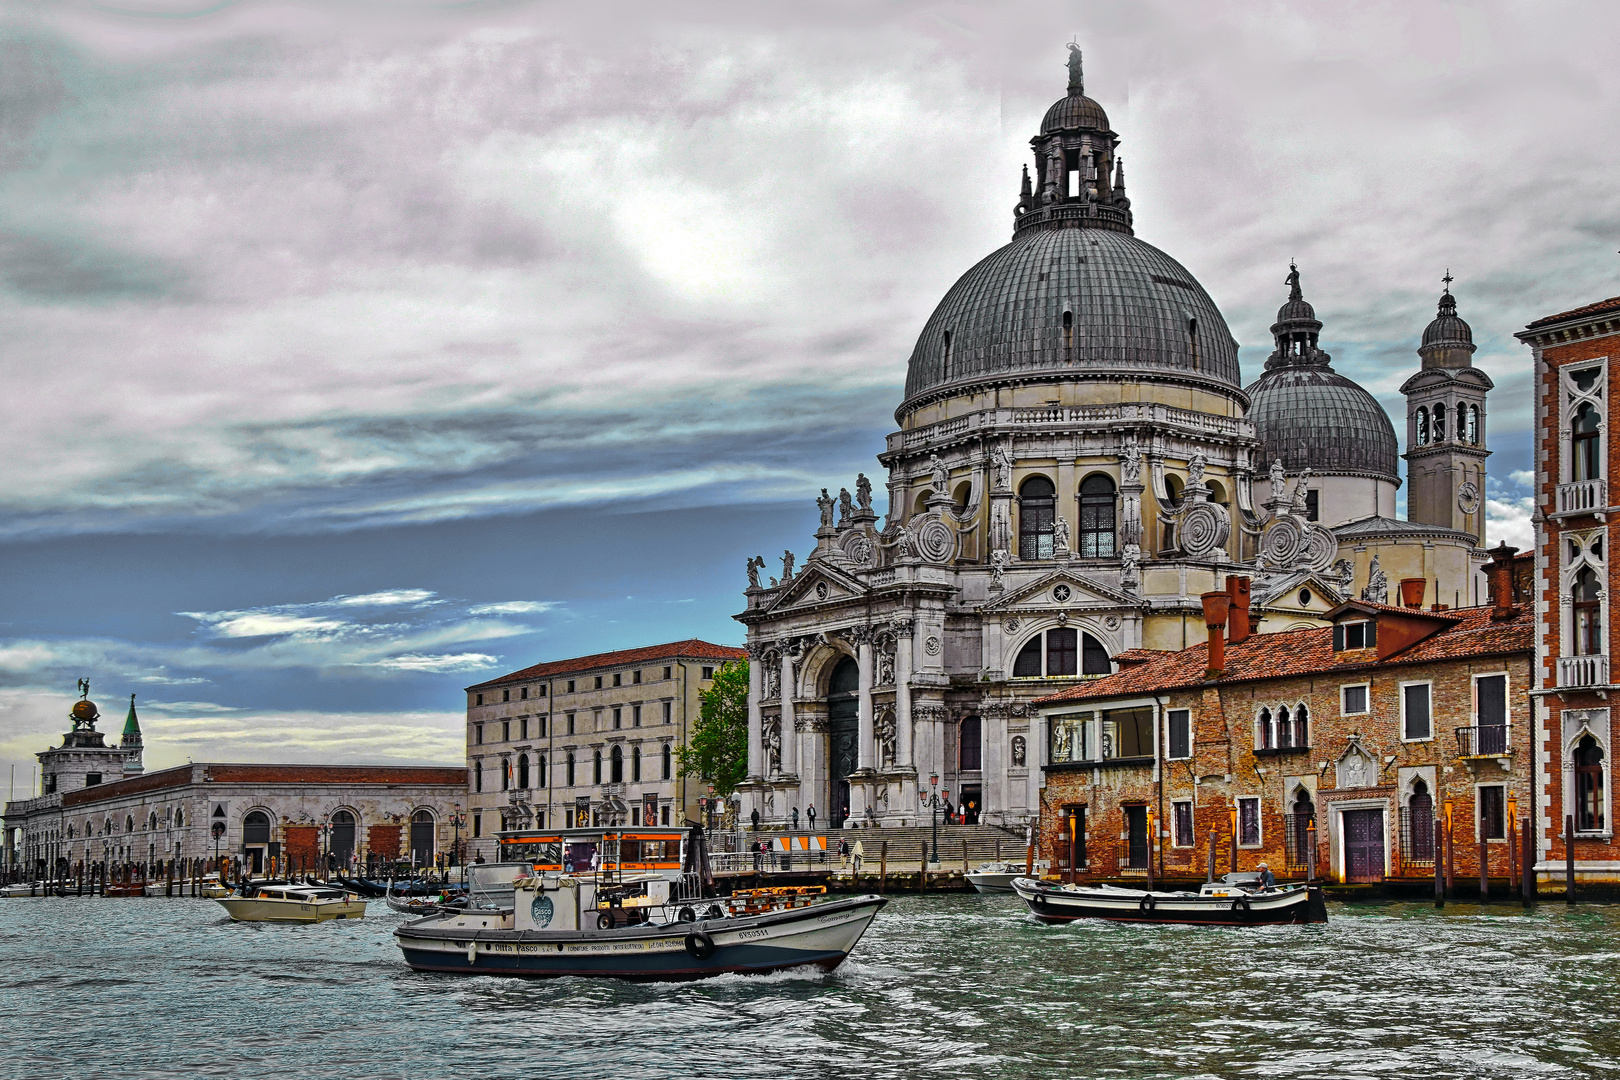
xmin=0 ymin=229 xmax=188 ymax=301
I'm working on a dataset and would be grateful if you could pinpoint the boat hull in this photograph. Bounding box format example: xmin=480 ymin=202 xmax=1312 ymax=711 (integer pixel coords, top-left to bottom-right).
xmin=395 ymin=895 xmax=886 ymax=981
xmin=1012 ymin=878 xmax=1327 ymax=926
xmin=215 ymin=897 xmax=368 ymax=922
xmin=966 ymin=872 xmax=1020 ymax=894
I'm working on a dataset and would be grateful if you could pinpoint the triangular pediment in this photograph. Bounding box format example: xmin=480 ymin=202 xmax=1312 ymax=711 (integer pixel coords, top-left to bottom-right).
xmin=763 ymin=562 xmax=870 ymax=613
xmin=1254 ymin=569 xmax=1348 ymax=609
xmin=980 ymin=567 xmax=1142 ymax=612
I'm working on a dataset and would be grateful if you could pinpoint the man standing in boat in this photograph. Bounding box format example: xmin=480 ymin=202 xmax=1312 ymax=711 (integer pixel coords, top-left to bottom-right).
xmin=1258 ymin=863 xmax=1275 ymax=890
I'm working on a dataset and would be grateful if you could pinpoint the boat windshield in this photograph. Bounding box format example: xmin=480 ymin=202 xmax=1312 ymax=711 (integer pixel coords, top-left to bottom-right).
xmin=465 ymin=862 xmax=528 ymax=910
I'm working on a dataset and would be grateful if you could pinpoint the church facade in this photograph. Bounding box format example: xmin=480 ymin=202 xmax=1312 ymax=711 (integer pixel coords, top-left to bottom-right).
xmin=733 ymin=46 xmax=1492 ymax=831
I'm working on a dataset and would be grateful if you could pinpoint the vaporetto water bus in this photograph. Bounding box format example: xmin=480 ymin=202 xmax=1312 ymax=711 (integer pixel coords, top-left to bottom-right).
xmin=393 ymin=825 xmax=885 ymax=980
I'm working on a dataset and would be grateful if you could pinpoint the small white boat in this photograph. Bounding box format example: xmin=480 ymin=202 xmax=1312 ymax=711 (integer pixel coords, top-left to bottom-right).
xmin=0 ymin=881 xmax=49 ymax=898
xmin=215 ymin=881 xmax=367 ymax=923
xmin=965 ymin=861 xmax=1029 ymax=894
xmin=1012 ymin=872 xmax=1328 ymax=926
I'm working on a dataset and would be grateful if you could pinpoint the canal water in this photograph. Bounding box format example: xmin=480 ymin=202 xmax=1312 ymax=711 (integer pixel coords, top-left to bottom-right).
xmin=1 ymin=893 xmax=1616 ymax=1079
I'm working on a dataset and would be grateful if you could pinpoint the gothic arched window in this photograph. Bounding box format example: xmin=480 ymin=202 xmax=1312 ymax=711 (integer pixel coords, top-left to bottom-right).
xmin=1408 ymin=779 xmax=1434 ymax=862
xmin=1276 ymin=706 xmax=1293 ymax=749
xmin=1078 ymin=474 xmax=1117 ymax=557
xmin=1574 ymin=402 xmax=1601 ymax=481
xmin=1257 ymin=708 xmax=1273 ymax=750
xmin=1294 ymin=703 xmax=1310 ymax=747
xmin=1574 ymin=565 xmax=1602 ymax=656
xmin=1018 ymin=476 xmax=1057 ymax=560
xmin=1576 ymin=735 xmax=1606 ymax=833
xmin=1416 ymin=407 xmax=1430 ymax=445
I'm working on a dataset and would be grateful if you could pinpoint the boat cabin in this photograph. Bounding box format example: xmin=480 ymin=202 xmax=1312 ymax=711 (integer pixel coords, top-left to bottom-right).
xmin=496 ymin=825 xmax=692 ymax=877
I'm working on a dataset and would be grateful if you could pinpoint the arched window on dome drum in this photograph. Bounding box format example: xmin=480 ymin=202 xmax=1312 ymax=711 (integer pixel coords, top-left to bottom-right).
xmin=1573 ymin=402 xmax=1601 ymax=481
xmin=1576 ymin=735 xmax=1606 ymax=832
xmin=1188 ymin=317 xmax=1200 ymax=371
xmin=1573 ymin=565 xmax=1602 ymax=656
xmin=1468 ymin=404 xmax=1479 ymax=444
xmin=1063 ymin=309 xmax=1074 ymax=350
xmin=1431 ymin=403 xmax=1445 ymax=441
xmin=1416 ymin=407 xmax=1429 ymax=445
xmin=1018 ymin=476 xmax=1057 ymax=560
xmin=1078 ymin=474 xmax=1116 ymax=557
xmin=517 ymin=753 xmax=529 ymax=788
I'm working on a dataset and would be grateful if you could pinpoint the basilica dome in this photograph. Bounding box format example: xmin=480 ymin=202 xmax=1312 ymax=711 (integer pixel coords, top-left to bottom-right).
xmin=1245 ymin=266 xmax=1399 ymax=482
xmin=900 ymin=228 xmax=1242 ymax=408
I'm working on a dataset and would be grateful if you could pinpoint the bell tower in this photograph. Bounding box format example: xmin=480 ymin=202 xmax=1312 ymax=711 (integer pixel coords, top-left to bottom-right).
xmin=1400 ymin=275 xmax=1493 ymax=539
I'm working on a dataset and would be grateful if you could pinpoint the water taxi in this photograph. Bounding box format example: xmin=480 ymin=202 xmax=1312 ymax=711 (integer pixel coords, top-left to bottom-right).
xmin=1012 ymin=872 xmax=1327 ymax=926
xmin=215 ymin=881 xmax=367 ymax=922
xmin=394 ymin=826 xmax=885 ymax=980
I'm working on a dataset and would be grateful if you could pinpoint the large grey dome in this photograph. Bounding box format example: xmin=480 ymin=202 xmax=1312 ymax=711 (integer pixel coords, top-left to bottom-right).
xmin=900 ymin=227 xmax=1242 ymax=409
xmin=1246 ymin=365 xmax=1399 ymax=480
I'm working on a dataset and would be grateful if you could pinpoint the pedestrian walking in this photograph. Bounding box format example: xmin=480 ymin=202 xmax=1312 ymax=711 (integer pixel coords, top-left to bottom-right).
xmin=839 ymin=838 xmax=850 ymax=868
xmin=750 ymin=808 xmax=761 ymax=831
xmin=791 ymin=807 xmax=800 ymax=832
xmin=807 ymin=805 xmax=817 ymax=833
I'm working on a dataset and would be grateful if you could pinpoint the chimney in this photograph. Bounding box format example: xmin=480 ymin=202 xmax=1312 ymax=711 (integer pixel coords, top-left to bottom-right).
xmin=1488 ymin=541 xmax=1521 ymax=620
xmin=1398 ymin=578 xmax=1426 ymax=609
xmin=1201 ymin=590 xmax=1231 ymax=678
xmin=1225 ymin=575 xmax=1252 ymax=645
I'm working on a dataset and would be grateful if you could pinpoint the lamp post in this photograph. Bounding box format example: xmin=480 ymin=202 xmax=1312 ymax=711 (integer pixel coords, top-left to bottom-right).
xmin=449 ymin=805 xmax=467 ymax=870
xmin=928 ymin=773 xmax=941 ymax=865
xmin=211 ymin=820 xmax=225 ymax=879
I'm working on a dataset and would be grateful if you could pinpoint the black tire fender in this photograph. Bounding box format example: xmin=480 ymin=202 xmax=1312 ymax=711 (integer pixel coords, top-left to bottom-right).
xmin=1231 ymin=897 xmax=1251 ymax=919
xmin=1139 ymin=894 xmax=1157 ymax=913
xmin=684 ymin=930 xmax=716 ymax=959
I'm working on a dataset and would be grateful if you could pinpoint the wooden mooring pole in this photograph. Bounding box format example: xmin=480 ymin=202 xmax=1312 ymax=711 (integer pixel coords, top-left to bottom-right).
xmin=878 ymin=841 xmax=886 ymax=894
xmin=1205 ymin=830 xmax=1216 ymax=884
xmin=1433 ymin=817 xmax=1444 ymax=908
xmin=1478 ymin=836 xmax=1488 ymax=903
xmin=1444 ymin=820 xmax=1454 ymax=898
xmin=1565 ymin=814 xmax=1577 ymax=904
xmin=1521 ymin=818 xmax=1534 ymax=906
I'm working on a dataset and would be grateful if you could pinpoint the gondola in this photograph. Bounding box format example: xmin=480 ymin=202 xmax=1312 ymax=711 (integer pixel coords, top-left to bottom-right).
xmin=1012 ymin=872 xmax=1327 ymax=926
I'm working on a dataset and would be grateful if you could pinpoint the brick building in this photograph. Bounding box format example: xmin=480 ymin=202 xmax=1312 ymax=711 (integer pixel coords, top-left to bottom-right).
xmin=463 ymin=639 xmax=745 ymax=858
xmin=1520 ymin=295 xmax=1620 ymax=884
xmin=3 ymin=691 xmax=466 ymax=878
xmin=1031 ymin=556 xmax=1531 ymax=886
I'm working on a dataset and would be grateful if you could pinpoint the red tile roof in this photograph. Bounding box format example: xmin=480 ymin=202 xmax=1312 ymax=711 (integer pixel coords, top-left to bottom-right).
xmin=1035 ymin=605 xmax=1531 ymax=707
xmin=1525 ymin=295 xmax=1620 ymax=330
xmin=468 ymin=639 xmax=746 ymax=690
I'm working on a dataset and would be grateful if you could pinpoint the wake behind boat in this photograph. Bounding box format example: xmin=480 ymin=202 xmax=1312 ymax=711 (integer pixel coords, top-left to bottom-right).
xmin=1013 ymin=872 xmax=1327 ymax=926
xmin=394 ymin=825 xmax=885 ymax=980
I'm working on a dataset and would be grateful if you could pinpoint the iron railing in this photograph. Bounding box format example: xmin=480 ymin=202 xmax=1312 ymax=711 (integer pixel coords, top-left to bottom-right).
xmin=1281 ymin=813 xmax=1314 ymax=871
xmin=1399 ymin=808 xmax=1436 ymax=866
xmin=1455 ymin=725 xmax=1510 ymax=757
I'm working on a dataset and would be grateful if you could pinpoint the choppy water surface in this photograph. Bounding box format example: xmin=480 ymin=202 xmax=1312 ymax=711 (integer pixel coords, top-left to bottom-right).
xmin=1 ymin=894 xmax=1617 ymax=1079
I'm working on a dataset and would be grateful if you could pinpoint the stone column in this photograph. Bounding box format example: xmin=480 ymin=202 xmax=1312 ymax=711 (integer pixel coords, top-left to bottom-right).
xmin=746 ymin=647 xmax=764 ymax=779
xmin=895 ymin=622 xmax=915 ymax=767
xmin=857 ymin=636 xmax=875 ymax=771
xmin=779 ymin=648 xmax=798 ymax=777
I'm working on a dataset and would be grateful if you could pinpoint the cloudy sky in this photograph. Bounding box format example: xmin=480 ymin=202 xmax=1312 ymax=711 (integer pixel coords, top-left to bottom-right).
xmin=1 ymin=0 xmax=1613 ymax=782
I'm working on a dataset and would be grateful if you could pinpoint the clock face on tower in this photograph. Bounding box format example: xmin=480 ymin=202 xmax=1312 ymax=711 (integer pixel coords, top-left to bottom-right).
xmin=1457 ymin=482 xmax=1480 ymax=515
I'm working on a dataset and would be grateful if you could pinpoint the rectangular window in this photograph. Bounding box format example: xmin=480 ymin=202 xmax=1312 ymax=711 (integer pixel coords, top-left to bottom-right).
xmin=567 ymin=680 xmax=575 ymax=693
xmin=1402 ymin=683 xmax=1432 ymax=741
xmin=1238 ymin=797 xmax=1261 ymax=846
xmin=501 ymin=720 xmax=510 ymax=742
xmin=613 ymin=673 xmax=622 ymax=687
xmin=664 ymin=665 xmax=672 ymax=680
xmin=594 ymin=676 xmax=603 ymax=689
xmin=1167 ymin=710 xmax=1191 ymax=760
xmin=662 ymin=701 xmax=672 ymax=724
xmin=1342 ymin=684 xmax=1369 ymax=715
xmin=502 ymin=689 xmax=510 ymax=702
xmin=519 ymin=717 xmax=528 ymax=740
xmin=593 ymin=710 xmax=602 ymax=730
xmin=1475 ymin=673 xmax=1509 ymax=754
xmin=520 ymin=687 xmax=528 ymax=700
xmin=566 ymin=713 xmax=576 ymax=735
xmin=1173 ymin=801 xmax=1194 ymax=847
xmin=1048 ymin=713 xmax=1090 ymax=763
xmin=613 ymin=707 xmax=622 ymax=730
xmin=1305 ymin=489 xmax=1319 ymax=522
xmin=538 ymin=716 xmax=547 ymax=738
xmin=475 ymin=693 xmax=484 ymax=706
xmin=539 ymin=685 xmax=546 ymax=697
xmin=475 ymin=724 xmax=483 ymax=745
xmin=1046 ymin=629 xmax=1078 ymax=677
xmin=633 ymin=705 xmax=642 ymax=727
xmin=661 ymin=745 xmax=672 ymax=779
xmin=633 ymin=670 xmax=642 ymax=684
xmin=1479 ymin=786 xmax=1506 ymax=840
xmin=1334 ymin=620 xmax=1376 ymax=651
xmin=1101 ymin=707 xmax=1152 ymax=759
xmin=472 ymin=813 xmax=481 ymax=839
xmin=661 ymin=806 xmax=671 ymax=825
xmin=702 ymin=666 xmax=715 ymax=680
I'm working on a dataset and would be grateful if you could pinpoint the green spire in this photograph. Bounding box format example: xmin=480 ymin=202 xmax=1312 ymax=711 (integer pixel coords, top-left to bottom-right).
xmin=122 ymin=693 xmax=142 ymax=744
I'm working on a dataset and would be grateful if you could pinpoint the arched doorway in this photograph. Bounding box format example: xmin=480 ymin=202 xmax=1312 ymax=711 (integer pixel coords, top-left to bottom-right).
xmin=243 ymin=810 xmax=271 ymax=875
xmin=410 ymin=810 xmax=435 ymax=866
xmin=827 ymin=657 xmax=859 ymax=829
xmin=1407 ymin=780 xmax=1433 ymax=863
xmin=330 ymin=809 xmax=356 ymax=868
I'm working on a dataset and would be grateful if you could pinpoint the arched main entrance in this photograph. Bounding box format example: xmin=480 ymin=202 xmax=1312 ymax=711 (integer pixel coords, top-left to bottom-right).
xmin=827 ymin=657 xmax=859 ymax=830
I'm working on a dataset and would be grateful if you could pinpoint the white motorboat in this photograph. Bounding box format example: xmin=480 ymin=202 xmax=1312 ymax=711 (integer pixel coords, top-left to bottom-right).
xmin=0 ymin=882 xmax=49 ymax=898
xmin=965 ymin=861 xmax=1030 ymax=894
xmin=1012 ymin=872 xmax=1328 ymax=926
xmin=215 ymin=881 xmax=367 ymax=922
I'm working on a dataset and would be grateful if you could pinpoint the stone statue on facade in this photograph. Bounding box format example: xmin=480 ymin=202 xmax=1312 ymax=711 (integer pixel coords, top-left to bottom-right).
xmin=1290 ymin=468 xmax=1313 ymax=516
xmin=929 ymin=454 xmax=950 ymax=495
xmin=1120 ymin=443 xmax=1142 ymax=485
xmin=1187 ymin=452 xmax=1206 ymax=490
xmin=875 ymin=711 xmax=897 ymax=769
xmin=856 ymin=473 xmax=873 ymax=512
xmin=746 ymin=555 xmax=764 ymax=588
xmin=990 ymin=547 xmax=1009 ymax=588
xmin=1361 ymin=555 xmax=1388 ymax=604
xmin=1120 ymin=542 xmax=1142 ymax=591
xmin=817 ymin=489 xmax=835 ymax=528
xmin=838 ymin=487 xmax=854 ymax=528
xmin=1332 ymin=558 xmax=1355 ymax=590
xmin=764 ymin=719 xmax=781 ymax=775
xmin=1269 ymin=458 xmax=1286 ymax=498
xmin=781 ymin=549 xmax=796 ymax=582
xmin=1053 ymin=513 xmax=1071 ymax=555
xmin=1012 ymin=735 xmax=1027 ymax=768
xmin=991 ymin=442 xmax=1013 ymax=491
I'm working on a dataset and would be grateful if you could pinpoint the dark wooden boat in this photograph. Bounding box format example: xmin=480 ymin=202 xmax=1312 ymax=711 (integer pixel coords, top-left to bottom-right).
xmin=1012 ymin=873 xmax=1327 ymax=926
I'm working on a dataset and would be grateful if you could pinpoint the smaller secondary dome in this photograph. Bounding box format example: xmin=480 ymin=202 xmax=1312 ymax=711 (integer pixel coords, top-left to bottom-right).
xmin=1422 ymin=291 xmax=1474 ymax=347
xmin=1275 ymin=297 xmax=1317 ymax=324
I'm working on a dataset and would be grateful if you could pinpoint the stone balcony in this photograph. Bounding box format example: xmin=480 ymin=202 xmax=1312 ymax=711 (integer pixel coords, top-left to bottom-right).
xmin=1554 ymin=477 xmax=1607 ymax=519
xmin=1559 ymin=654 xmax=1609 ymax=689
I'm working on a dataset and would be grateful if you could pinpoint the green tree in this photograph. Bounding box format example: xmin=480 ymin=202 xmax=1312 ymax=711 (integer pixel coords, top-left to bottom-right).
xmin=675 ymin=660 xmax=749 ymax=796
